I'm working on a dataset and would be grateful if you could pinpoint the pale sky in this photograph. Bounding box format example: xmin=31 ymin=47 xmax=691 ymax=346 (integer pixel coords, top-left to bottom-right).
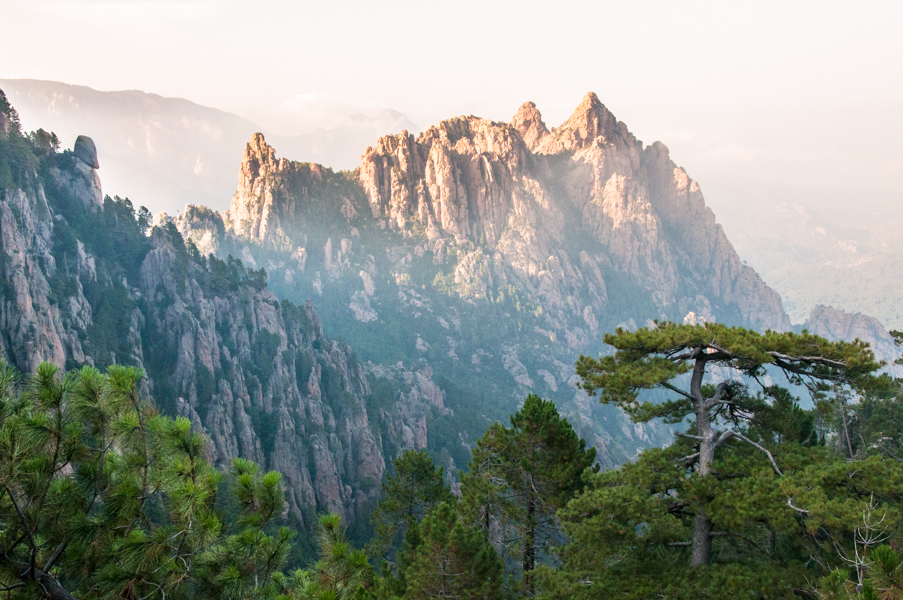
xmin=4 ymin=0 xmax=903 ymax=195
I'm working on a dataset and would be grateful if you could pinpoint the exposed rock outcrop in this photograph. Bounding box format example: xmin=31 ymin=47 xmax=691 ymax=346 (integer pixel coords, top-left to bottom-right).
xmin=159 ymin=204 xmax=225 ymax=256
xmin=52 ymin=136 xmax=103 ymax=210
xmin=0 ymin=126 xmax=446 ymax=533
xmin=356 ymin=92 xmax=789 ymax=332
xmin=510 ymin=101 xmax=548 ymax=150
xmin=803 ymin=305 xmax=902 ymax=377
xmin=74 ymin=135 xmax=99 ymax=169
xmin=0 ymin=184 xmax=92 ymax=372
xmin=179 ymin=93 xmax=794 ymax=466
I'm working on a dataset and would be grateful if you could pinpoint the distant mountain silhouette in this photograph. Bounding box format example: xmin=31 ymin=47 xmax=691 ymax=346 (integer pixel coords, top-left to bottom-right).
xmin=0 ymin=79 xmax=418 ymax=214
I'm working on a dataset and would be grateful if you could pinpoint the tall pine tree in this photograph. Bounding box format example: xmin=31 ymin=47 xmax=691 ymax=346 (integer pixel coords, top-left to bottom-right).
xmin=460 ymin=394 xmax=596 ymax=596
xmin=576 ymin=322 xmax=881 ymax=567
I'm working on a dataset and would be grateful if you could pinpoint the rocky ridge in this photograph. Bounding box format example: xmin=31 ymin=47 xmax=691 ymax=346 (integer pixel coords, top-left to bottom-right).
xmin=359 ymin=92 xmax=787 ymax=331
xmin=803 ymin=305 xmax=903 ymax=377
xmin=167 ymin=93 xmax=793 ymax=466
xmin=0 ymin=104 xmax=445 ymax=542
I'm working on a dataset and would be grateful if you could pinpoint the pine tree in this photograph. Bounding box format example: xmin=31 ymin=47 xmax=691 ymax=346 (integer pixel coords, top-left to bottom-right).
xmin=287 ymin=513 xmax=372 ymax=600
xmin=460 ymin=394 xmax=596 ymax=596
xmin=576 ymin=322 xmax=882 ymax=568
xmin=369 ymin=450 xmax=453 ymax=562
xmin=0 ymin=360 xmax=294 ymax=600
xmin=404 ymin=502 xmax=504 ymax=600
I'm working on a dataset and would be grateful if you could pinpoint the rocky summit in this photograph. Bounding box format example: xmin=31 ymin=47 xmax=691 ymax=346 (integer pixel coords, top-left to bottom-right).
xmin=165 ymin=92 xmax=791 ymax=471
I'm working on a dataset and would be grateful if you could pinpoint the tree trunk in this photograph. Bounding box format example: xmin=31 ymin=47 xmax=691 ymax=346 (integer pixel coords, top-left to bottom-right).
xmin=839 ymin=395 xmax=855 ymax=460
xmin=690 ymin=355 xmax=714 ymax=568
xmin=523 ymin=495 xmax=535 ymax=597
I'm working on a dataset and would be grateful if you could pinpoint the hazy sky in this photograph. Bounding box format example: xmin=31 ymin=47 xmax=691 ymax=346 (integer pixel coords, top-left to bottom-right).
xmin=4 ymin=0 xmax=902 ymax=195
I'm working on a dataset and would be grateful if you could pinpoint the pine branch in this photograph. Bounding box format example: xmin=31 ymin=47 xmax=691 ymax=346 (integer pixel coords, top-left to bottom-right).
xmin=787 ymin=498 xmax=810 ymax=514
xmin=715 ymin=430 xmax=783 ymax=476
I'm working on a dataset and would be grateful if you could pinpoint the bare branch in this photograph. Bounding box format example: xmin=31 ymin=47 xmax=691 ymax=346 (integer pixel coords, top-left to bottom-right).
xmin=676 ymin=452 xmax=700 ymax=465
xmin=662 ymin=382 xmax=695 ymax=402
xmin=769 ymin=352 xmax=849 ymax=369
xmin=6 ymin=487 xmax=37 ymax=554
xmin=43 ymin=540 xmax=68 ymax=571
xmin=727 ymin=431 xmax=784 ymax=476
xmin=712 ymin=430 xmax=736 ymax=449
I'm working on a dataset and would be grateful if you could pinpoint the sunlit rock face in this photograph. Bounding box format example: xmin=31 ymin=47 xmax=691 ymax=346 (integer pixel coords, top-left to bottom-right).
xmin=173 ymin=93 xmax=791 ymax=469
xmin=356 ymin=92 xmax=788 ymax=333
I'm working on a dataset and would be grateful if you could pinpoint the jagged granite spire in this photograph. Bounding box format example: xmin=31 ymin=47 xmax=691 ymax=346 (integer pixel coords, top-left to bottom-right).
xmin=510 ymin=101 xmax=549 ymax=150
xmin=536 ymin=92 xmax=625 ymax=154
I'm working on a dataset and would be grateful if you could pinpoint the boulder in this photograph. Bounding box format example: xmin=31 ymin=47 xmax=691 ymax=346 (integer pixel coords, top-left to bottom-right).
xmin=74 ymin=135 xmax=99 ymax=169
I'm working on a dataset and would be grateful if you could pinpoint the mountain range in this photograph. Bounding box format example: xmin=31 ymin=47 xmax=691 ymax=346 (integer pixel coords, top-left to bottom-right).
xmin=1 ymin=85 xmax=899 ymax=550
xmin=6 ymin=79 xmax=902 ymax=332
xmin=706 ymin=178 xmax=903 ymax=329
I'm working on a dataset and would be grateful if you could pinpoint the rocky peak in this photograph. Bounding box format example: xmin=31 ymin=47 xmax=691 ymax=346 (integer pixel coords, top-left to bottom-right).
xmin=224 ymin=134 xmax=288 ymax=246
xmin=240 ymin=133 xmax=281 ymax=182
xmin=510 ymin=101 xmax=549 ymax=150
xmin=357 ymin=93 xmax=788 ymax=331
xmin=360 ymin=115 xmax=528 ymax=236
xmin=224 ymin=134 xmax=354 ymax=250
xmin=421 ymin=116 xmax=526 ymax=168
xmin=803 ymin=305 xmax=902 ymax=376
xmin=158 ymin=204 xmax=225 ymax=256
xmin=49 ymin=137 xmax=102 ymax=210
xmin=536 ymin=91 xmax=625 ymax=154
xmin=74 ymin=135 xmax=100 ymax=169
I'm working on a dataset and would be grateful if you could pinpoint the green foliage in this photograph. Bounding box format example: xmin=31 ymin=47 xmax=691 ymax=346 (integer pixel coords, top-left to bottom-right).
xmin=368 ymin=450 xmax=454 ymax=587
xmin=815 ymin=544 xmax=903 ymax=600
xmin=203 ymin=254 xmax=268 ymax=295
xmin=846 ymin=381 xmax=903 ymax=461
xmin=0 ymin=89 xmax=36 ymax=191
xmin=285 ymin=513 xmax=373 ymax=600
xmin=574 ymin=321 xmax=886 ymax=575
xmin=404 ymin=502 xmax=504 ymax=600
xmin=546 ymin=438 xmax=903 ymax=598
xmin=540 ymin=322 xmax=901 ymax=598
xmin=251 ymin=329 xmax=283 ymax=387
xmin=0 ymin=359 xmax=297 ymax=600
xmin=460 ymin=394 xmax=597 ymax=594
xmin=576 ymin=322 xmax=882 ymax=418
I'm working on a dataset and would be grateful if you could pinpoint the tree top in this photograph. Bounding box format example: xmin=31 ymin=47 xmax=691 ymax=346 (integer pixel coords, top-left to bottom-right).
xmin=579 ymin=322 xmax=883 ymax=407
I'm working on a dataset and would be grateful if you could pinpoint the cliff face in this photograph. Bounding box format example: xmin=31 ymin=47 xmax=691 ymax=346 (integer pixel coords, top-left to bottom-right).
xmin=358 ymin=92 xmax=788 ymax=332
xmin=0 ymin=135 xmax=100 ymax=373
xmin=0 ymin=184 xmax=92 ymax=372
xmin=167 ymin=93 xmax=794 ymax=467
xmin=803 ymin=305 xmax=903 ymax=377
xmin=0 ymin=112 xmax=443 ymax=537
